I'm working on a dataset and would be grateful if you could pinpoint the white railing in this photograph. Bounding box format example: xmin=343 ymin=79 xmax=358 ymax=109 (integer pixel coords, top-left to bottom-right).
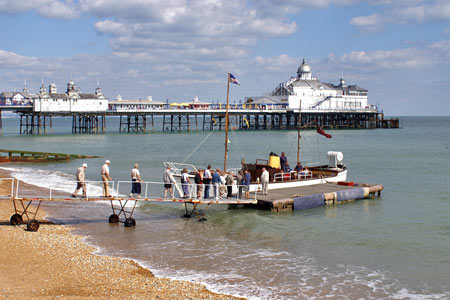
xmin=163 ymin=162 xmax=198 ymax=176
xmin=5 ymin=179 xmax=257 ymax=202
xmin=273 ymin=171 xmax=313 ymax=182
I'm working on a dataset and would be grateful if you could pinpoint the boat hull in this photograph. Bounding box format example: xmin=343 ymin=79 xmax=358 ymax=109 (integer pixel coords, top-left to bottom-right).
xmin=248 ymin=169 xmax=347 ymax=192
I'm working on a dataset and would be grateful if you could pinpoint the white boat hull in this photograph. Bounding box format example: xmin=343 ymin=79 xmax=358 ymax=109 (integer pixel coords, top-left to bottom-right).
xmin=248 ymin=169 xmax=347 ymax=192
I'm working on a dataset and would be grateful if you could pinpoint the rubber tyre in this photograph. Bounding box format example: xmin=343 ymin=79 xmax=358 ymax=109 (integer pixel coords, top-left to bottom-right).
xmin=108 ymin=214 xmax=120 ymax=224
xmin=10 ymin=214 xmax=23 ymax=225
xmin=124 ymin=218 xmax=136 ymax=227
xmin=27 ymin=220 xmax=40 ymax=232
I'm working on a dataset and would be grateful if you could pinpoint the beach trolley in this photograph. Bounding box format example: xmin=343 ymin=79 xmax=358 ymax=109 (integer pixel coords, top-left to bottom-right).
xmin=2 ymin=178 xmax=257 ymax=232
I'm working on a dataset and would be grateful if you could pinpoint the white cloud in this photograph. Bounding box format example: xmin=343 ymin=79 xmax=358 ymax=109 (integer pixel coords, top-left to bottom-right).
xmin=0 ymin=0 xmax=79 ymax=19
xmin=351 ymin=1 xmax=450 ymax=32
xmin=350 ymin=13 xmax=385 ymax=33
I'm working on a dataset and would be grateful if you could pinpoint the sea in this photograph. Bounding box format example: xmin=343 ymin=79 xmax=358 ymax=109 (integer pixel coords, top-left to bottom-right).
xmin=0 ymin=115 xmax=449 ymax=300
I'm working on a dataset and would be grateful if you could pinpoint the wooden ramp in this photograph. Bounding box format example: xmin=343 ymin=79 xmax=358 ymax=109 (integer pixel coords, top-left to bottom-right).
xmin=256 ymin=182 xmax=383 ymax=211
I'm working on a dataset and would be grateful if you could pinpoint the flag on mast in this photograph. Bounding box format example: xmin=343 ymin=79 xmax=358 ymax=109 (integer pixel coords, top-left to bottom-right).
xmin=229 ymin=73 xmax=240 ymax=85
xmin=316 ymin=125 xmax=332 ymax=138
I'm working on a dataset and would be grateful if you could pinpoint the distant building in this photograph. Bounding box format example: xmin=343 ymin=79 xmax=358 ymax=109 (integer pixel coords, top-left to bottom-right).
xmin=188 ymin=96 xmax=210 ymax=109
xmin=33 ymin=80 xmax=108 ymax=112
xmin=0 ymin=82 xmax=34 ymax=106
xmin=246 ymin=59 xmax=375 ymax=111
xmin=108 ymin=95 xmax=166 ymax=111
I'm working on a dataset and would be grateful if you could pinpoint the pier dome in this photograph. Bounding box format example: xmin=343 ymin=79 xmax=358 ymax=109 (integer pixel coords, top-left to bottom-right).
xmin=297 ymin=59 xmax=312 ymax=80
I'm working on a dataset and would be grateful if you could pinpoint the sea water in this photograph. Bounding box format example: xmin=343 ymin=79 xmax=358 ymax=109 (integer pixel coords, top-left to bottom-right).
xmin=0 ymin=116 xmax=449 ymax=299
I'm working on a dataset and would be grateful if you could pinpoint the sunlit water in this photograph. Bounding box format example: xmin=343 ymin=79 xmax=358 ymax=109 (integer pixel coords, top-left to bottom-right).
xmin=1 ymin=116 xmax=449 ymax=299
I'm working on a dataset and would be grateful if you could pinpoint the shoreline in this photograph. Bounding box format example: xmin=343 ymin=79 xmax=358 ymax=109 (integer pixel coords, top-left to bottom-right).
xmin=0 ymin=168 xmax=244 ymax=300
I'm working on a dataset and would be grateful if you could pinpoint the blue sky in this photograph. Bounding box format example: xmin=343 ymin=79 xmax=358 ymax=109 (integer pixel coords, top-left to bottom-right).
xmin=1 ymin=0 xmax=450 ymax=116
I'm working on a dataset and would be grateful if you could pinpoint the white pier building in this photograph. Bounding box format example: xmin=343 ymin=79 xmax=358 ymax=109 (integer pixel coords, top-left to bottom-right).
xmin=33 ymin=80 xmax=108 ymax=112
xmin=247 ymin=59 xmax=376 ymax=112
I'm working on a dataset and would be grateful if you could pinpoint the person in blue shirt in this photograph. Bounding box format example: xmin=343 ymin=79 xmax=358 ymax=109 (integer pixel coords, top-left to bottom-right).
xmin=294 ymin=162 xmax=303 ymax=172
xmin=243 ymin=169 xmax=251 ymax=199
xmin=211 ymin=168 xmax=223 ymax=200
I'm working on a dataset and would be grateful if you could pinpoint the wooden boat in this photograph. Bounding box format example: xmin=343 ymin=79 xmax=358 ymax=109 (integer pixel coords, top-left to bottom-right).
xmin=165 ymin=73 xmax=348 ymax=193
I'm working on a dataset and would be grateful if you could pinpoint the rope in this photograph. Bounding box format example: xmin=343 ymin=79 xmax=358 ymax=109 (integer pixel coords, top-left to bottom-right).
xmin=231 ymin=129 xmax=244 ymax=165
xmin=182 ymin=129 xmax=216 ymax=163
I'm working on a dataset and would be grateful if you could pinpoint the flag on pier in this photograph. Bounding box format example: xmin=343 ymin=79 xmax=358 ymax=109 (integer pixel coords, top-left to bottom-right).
xmin=229 ymin=73 xmax=240 ymax=85
xmin=317 ymin=125 xmax=332 ymax=138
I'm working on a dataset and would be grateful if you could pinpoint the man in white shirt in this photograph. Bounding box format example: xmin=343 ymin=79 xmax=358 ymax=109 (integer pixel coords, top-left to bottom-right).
xmin=72 ymin=163 xmax=87 ymax=198
xmin=130 ymin=163 xmax=142 ymax=198
xmin=163 ymin=166 xmax=176 ymax=198
xmin=261 ymin=167 xmax=269 ymax=195
xmin=101 ymin=160 xmax=112 ymax=197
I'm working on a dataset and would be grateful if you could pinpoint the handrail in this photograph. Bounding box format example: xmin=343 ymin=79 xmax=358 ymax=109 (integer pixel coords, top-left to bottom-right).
xmin=7 ymin=179 xmax=257 ymax=202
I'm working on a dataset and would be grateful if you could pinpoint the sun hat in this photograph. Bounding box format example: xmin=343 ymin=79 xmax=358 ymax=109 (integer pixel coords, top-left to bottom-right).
xmin=82 ymin=163 xmax=87 ymax=168
xmin=105 ymin=160 xmax=110 ymax=164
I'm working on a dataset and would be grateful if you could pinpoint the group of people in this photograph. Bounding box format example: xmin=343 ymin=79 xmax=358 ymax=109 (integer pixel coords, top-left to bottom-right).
xmin=163 ymin=165 xmax=253 ymax=200
xmin=72 ymin=160 xmax=140 ymax=198
xmin=71 ymin=160 xmax=271 ymax=200
xmin=280 ymin=152 xmax=310 ymax=176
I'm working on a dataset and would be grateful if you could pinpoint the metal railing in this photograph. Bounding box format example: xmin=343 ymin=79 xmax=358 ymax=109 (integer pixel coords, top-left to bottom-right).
xmin=4 ymin=178 xmax=258 ymax=202
xmin=273 ymin=171 xmax=313 ymax=182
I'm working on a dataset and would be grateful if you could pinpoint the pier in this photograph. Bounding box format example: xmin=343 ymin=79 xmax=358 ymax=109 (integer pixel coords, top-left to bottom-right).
xmin=0 ymin=106 xmax=400 ymax=135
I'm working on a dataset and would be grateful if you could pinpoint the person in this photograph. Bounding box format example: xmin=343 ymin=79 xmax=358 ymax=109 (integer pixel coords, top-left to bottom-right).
xmin=72 ymin=163 xmax=87 ymax=198
xmin=203 ymin=165 xmax=212 ymax=199
xmin=300 ymin=166 xmax=310 ymax=177
xmin=163 ymin=166 xmax=176 ymax=198
xmin=225 ymin=172 xmax=234 ymax=198
xmin=280 ymin=152 xmax=288 ymax=170
xmin=181 ymin=168 xmax=191 ymax=198
xmin=194 ymin=169 xmax=203 ymax=199
xmin=237 ymin=170 xmax=244 ymax=199
xmin=101 ymin=160 xmax=112 ymax=197
xmin=294 ymin=162 xmax=303 ymax=172
xmin=211 ymin=168 xmax=223 ymax=200
xmin=219 ymin=171 xmax=227 ymax=197
xmin=260 ymin=167 xmax=269 ymax=195
xmin=243 ymin=169 xmax=251 ymax=199
xmin=130 ymin=163 xmax=142 ymax=198
xmin=283 ymin=161 xmax=291 ymax=173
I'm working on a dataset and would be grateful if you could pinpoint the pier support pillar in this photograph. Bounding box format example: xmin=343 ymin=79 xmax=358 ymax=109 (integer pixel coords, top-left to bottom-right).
xmin=19 ymin=113 xmax=52 ymax=135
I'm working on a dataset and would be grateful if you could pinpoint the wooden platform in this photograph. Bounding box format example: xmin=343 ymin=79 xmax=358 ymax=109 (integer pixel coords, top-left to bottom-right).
xmin=255 ymin=182 xmax=383 ymax=211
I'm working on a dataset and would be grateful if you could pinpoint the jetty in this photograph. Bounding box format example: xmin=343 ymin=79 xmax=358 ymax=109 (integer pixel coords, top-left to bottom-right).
xmin=1 ymin=176 xmax=383 ymax=231
xmin=255 ymin=182 xmax=383 ymax=211
xmin=0 ymin=149 xmax=98 ymax=163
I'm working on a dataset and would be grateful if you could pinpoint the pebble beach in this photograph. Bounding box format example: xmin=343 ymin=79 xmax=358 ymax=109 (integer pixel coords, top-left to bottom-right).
xmin=0 ymin=169 xmax=242 ymax=300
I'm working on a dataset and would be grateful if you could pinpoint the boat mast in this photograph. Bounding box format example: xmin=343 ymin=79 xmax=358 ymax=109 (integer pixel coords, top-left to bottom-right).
xmin=224 ymin=73 xmax=231 ymax=171
xmin=297 ymin=99 xmax=302 ymax=165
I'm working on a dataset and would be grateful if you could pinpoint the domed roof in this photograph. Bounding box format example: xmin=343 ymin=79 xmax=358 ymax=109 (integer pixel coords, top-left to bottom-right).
xmin=297 ymin=59 xmax=311 ymax=75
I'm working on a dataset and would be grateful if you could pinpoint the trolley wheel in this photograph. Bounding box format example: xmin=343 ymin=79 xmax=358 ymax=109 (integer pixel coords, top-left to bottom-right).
xmin=108 ymin=214 xmax=120 ymax=224
xmin=198 ymin=217 xmax=207 ymax=222
xmin=10 ymin=214 xmax=23 ymax=225
xmin=182 ymin=213 xmax=192 ymax=218
xmin=27 ymin=220 xmax=40 ymax=232
xmin=124 ymin=218 xmax=136 ymax=227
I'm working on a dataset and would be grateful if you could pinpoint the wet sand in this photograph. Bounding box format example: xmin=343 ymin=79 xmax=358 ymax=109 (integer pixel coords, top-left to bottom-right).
xmin=0 ymin=169 xmax=243 ymax=300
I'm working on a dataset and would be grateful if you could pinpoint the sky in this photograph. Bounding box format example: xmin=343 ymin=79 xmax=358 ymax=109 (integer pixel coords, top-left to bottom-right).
xmin=1 ymin=0 xmax=450 ymax=116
